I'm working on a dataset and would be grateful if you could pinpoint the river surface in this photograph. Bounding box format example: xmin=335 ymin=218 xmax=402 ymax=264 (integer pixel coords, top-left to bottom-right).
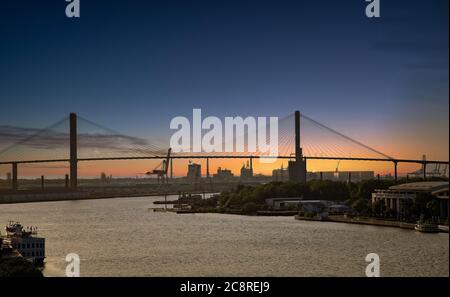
xmin=0 ymin=196 xmax=448 ymax=277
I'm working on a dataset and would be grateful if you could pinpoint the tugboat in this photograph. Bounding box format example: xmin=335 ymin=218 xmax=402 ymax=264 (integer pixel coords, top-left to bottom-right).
xmin=2 ymin=221 xmax=45 ymax=264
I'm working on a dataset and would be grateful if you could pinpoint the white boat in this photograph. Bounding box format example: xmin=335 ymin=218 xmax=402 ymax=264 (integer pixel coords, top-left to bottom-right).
xmin=438 ymin=225 xmax=449 ymax=233
xmin=414 ymin=222 xmax=440 ymax=233
xmin=2 ymin=221 xmax=46 ymax=264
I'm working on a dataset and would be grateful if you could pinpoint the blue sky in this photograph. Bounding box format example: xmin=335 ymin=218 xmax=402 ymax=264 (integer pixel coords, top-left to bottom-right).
xmin=0 ymin=0 xmax=448 ymax=160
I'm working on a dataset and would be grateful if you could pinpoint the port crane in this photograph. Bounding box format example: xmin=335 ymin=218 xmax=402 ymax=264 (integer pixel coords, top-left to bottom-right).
xmin=406 ymin=154 xmax=449 ymax=178
xmin=145 ymin=148 xmax=171 ymax=183
xmin=335 ymin=160 xmax=340 ymax=173
xmin=333 ymin=160 xmax=340 ymax=179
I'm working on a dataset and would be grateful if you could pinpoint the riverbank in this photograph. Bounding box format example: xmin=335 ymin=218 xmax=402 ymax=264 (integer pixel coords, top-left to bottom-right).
xmin=0 ymin=189 xmax=217 ymax=204
xmin=158 ymin=207 xmax=449 ymax=233
xmin=149 ymin=207 xmax=298 ymax=216
xmin=296 ymin=215 xmax=415 ymax=229
xmin=295 ymin=215 xmax=449 ymax=233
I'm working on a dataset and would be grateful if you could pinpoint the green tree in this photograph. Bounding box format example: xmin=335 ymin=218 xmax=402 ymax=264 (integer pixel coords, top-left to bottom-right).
xmin=0 ymin=258 xmax=44 ymax=277
xmin=308 ymin=180 xmax=350 ymax=201
xmin=352 ymin=199 xmax=370 ymax=215
xmin=242 ymin=202 xmax=259 ymax=213
xmin=356 ymin=179 xmax=395 ymax=200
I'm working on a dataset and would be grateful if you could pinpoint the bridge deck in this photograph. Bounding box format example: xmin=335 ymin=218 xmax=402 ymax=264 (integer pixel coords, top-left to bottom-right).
xmin=0 ymin=155 xmax=448 ymax=165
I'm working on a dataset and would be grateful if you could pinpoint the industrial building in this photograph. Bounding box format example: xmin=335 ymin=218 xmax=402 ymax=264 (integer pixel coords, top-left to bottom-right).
xmin=213 ymin=167 xmax=234 ymax=180
xmin=240 ymin=161 xmax=253 ymax=179
xmin=272 ymin=165 xmax=289 ymax=181
xmin=265 ymin=198 xmax=349 ymax=214
xmin=187 ymin=162 xmax=201 ymax=182
xmin=265 ymin=197 xmax=304 ymax=209
xmin=310 ymin=171 xmax=374 ymax=182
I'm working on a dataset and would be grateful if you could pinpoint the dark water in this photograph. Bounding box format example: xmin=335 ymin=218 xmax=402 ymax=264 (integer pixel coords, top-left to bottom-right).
xmin=0 ymin=196 xmax=448 ymax=276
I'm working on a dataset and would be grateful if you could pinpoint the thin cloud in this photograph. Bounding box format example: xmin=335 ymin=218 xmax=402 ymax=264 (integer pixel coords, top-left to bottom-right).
xmin=0 ymin=125 xmax=167 ymax=159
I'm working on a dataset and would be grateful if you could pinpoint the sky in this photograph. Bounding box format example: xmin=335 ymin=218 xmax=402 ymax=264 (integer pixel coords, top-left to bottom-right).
xmin=0 ymin=0 xmax=448 ymax=177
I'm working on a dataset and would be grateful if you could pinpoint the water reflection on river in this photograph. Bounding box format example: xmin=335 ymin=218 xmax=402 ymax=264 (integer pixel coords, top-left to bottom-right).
xmin=0 ymin=196 xmax=448 ymax=276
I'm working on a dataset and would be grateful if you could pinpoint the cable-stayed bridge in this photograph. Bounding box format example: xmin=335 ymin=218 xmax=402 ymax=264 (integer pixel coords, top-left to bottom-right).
xmin=0 ymin=111 xmax=448 ymax=190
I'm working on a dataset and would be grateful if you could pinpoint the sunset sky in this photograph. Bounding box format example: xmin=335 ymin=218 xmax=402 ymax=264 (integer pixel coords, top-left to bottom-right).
xmin=0 ymin=0 xmax=448 ymax=178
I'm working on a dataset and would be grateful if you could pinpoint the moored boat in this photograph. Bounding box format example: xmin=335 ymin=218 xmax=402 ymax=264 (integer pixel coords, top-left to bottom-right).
xmin=414 ymin=222 xmax=439 ymax=233
xmin=2 ymin=221 xmax=46 ymax=265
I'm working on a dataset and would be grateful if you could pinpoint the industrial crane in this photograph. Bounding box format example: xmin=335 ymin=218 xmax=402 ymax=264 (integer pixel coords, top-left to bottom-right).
xmin=145 ymin=148 xmax=172 ymax=183
xmin=333 ymin=160 xmax=340 ymax=179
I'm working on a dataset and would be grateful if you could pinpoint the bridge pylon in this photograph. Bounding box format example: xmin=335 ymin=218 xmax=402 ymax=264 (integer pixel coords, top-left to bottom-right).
xmin=288 ymin=110 xmax=307 ymax=183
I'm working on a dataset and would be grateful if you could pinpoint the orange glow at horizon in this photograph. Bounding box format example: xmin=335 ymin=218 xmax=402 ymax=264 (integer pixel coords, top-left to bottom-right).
xmin=0 ymin=157 xmax=429 ymax=179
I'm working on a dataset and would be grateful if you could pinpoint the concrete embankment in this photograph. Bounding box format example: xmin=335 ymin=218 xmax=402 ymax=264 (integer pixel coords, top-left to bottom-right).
xmin=0 ymin=191 xmax=213 ymax=204
xmin=294 ymin=215 xmax=447 ymax=231
xmin=0 ymin=190 xmax=91 ymax=203
xmin=0 ymin=187 xmax=219 ymax=204
xmin=0 ymin=181 xmax=244 ymax=204
xmin=327 ymin=216 xmax=416 ymax=229
xmin=256 ymin=210 xmax=299 ymax=216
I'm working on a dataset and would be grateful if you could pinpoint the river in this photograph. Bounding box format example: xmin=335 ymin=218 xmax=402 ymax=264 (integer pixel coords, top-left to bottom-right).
xmin=0 ymin=195 xmax=448 ymax=277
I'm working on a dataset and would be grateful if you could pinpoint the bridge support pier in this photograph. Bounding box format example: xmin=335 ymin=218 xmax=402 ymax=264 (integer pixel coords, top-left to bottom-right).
xmin=41 ymin=176 xmax=45 ymax=190
xmin=12 ymin=162 xmax=17 ymax=191
xmin=206 ymin=158 xmax=210 ymax=179
xmin=70 ymin=113 xmax=78 ymax=189
xmin=423 ymin=162 xmax=427 ymax=180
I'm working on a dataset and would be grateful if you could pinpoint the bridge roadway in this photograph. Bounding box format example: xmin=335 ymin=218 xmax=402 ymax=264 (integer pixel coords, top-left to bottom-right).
xmin=0 ymin=155 xmax=448 ymax=165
